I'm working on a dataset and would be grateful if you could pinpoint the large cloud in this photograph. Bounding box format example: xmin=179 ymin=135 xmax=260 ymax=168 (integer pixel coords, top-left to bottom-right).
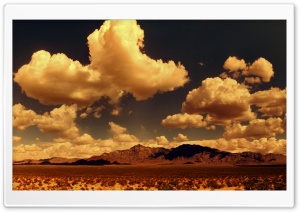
xmin=181 ymin=77 xmax=256 ymax=124
xmin=223 ymin=117 xmax=285 ymax=139
xmin=13 ymin=104 xmax=79 ymax=139
xmin=14 ymin=20 xmax=189 ymax=106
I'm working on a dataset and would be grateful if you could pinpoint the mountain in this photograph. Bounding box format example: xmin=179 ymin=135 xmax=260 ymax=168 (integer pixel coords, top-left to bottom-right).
xmin=13 ymin=144 xmax=286 ymax=166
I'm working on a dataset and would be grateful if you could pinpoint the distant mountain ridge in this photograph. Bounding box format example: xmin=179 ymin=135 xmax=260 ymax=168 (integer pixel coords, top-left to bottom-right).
xmin=13 ymin=144 xmax=286 ymax=166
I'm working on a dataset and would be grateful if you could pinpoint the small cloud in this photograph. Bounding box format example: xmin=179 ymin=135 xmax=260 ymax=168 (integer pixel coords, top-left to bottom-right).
xmin=219 ymin=72 xmax=228 ymax=79
xmin=173 ymin=133 xmax=188 ymax=141
xmin=162 ymin=113 xmax=208 ymax=129
xmin=79 ymin=107 xmax=93 ymax=119
xmin=243 ymin=57 xmax=274 ymax=82
xmin=244 ymin=77 xmax=261 ymax=84
xmin=223 ymin=56 xmax=246 ymax=72
xmin=13 ymin=136 xmax=22 ymax=143
xmin=223 ymin=56 xmax=274 ymax=82
xmin=198 ymin=62 xmax=205 ymax=67
xmin=111 ymin=107 xmax=122 ymax=116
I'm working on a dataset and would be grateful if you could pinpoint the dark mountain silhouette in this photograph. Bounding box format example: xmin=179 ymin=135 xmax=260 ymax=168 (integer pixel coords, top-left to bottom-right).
xmin=13 ymin=144 xmax=286 ymax=166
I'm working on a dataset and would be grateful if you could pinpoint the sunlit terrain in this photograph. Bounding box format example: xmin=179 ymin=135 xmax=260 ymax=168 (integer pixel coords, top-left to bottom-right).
xmin=13 ymin=165 xmax=286 ymax=191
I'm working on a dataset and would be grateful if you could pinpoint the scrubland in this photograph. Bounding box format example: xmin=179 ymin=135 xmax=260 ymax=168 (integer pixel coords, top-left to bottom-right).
xmin=13 ymin=165 xmax=286 ymax=190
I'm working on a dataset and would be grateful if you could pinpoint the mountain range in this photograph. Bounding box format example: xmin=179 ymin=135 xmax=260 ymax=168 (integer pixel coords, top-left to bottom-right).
xmin=13 ymin=144 xmax=286 ymax=166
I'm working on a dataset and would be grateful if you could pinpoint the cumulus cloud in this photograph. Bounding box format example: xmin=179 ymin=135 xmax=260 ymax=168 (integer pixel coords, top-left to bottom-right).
xmin=13 ymin=104 xmax=79 ymax=139
xmin=14 ymin=20 xmax=189 ymax=106
xmin=73 ymin=133 xmax=95 ymax=145
xmin=223 ymin=117 xmax=285 ymax=139
xmin=181 ymin=77 xmax=256 ymax=124
xmin=223 ymin=56 xmax=246 ymax=72
xmin=37 ymin=104 xmax=79 ymax=139
xmin=108 ymin=122 xmax=139 ymax=144
xmin=161 ymin=113 xmax=208 ymax=129
xmin=173 ymin=133 xmax=188 ymax=141
xmin=223 ymin=56 xmax=274 ymax=82
xmin=13 ymin=144 xmax=42 ymax=153
xmin=244 ymin=57 xmax=274 ymax=82
xmin=155 ymin=136 xmax=169 ymax=145
xmin=250 ymin=87 xmax=286 ymax=116
xmin=109 ymin=122 xmax=127 ymax=135
xmin=13 ymin=136 xmax=22 ymax=143
xmin=13 ymin=104 xmax=37 ymax=130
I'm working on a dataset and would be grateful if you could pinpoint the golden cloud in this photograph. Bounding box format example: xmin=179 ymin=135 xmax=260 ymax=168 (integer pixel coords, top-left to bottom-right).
xmin=13 ymin=136 xmax=22 ymax=143
xmin=223 ymin=56 xmax=274 ymax=82
xmin=244 ymin=77 xmax=261 ymax=84
xmin=173 ymin=133 xmax=189 ymax=141
xmin=223 ymin=56 xmax=246 ymax=72
xmin=13 ymin=104 xmax=79 ymax=139
xmin=250 ymin=87 xmax=286 ymax=116
xmin=223 ymin=117 xmax=285 ymax=139
xmin=14 ymin=20 xmax=189 ymax=106
xmin=244 ymin=57 xmax=274 ymax=82
xmin=13 ymin=104 xmax=37 ymax=130
xmin=161 ymin=113 xmax=208 ymax=129
xmin=182 ymin=77 xmax=256 ymax=124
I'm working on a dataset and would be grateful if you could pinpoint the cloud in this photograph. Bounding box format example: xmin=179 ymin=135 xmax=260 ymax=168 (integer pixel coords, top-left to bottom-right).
xmin=13 ymin=104 xmax=37 ymax=130
xmin=109 ymin=122 xmax=127 ymax=135
xmin=161 ymin=113 xmax=208 ymax=129
xmin=173 ymin=133 xmax=188 ymax=141
xmin=250 ymin=87 xmax=286 ymax=116
xmin=14 ymin=20 xmax=189 ymax=106
xmin=111 ymin=107 xmax=122 ymax=116
xmin=244 ymin=77 xmax=261 ymax=84
xmin=155 ymin=136 xmax=169 ymax=145
xmin=73 ymin=133 xmax=95 ymax=145
xmin=36 ymin=104 xmax=79 ymax=139
xmin=79 ymin=107 xmax=93 ymax=118
xmin=13 ymin=104 xmax=79 ymax=139
xmin=13 ymin=136 xmax=286 ymax=161
xmin=223 ymin=56 xmax=246 ymax=72
xmin=243 ymin=57 xmax=274 ymax=82
xmin=13 ymin=136 xmax=22 ymax=143
xmin=223 ymin=117 xmax=285 ymax=139
xmin=108 ymin=122 xmax=139 ymax=143
xmin=197 ymin=137 xmax=286 ymax=155
xmin=181 ymin=77 xmax=256 ymax=124
xmin=223 ymin=56 xmax=274 ymax=82
xmin=198 ymin=62 xmax=205 ymax=66
xmin=13 ymin=144 xmax=42 ymax=153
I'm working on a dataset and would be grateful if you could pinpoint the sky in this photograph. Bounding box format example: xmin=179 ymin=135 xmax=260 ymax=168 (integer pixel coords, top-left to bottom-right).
xmin=12 ymin=20 xmax=287 ymax=161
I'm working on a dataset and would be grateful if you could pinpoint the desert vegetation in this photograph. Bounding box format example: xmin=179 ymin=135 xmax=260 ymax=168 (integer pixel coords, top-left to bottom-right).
xmin=13 ymin=165 xmax=286 ymax=191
